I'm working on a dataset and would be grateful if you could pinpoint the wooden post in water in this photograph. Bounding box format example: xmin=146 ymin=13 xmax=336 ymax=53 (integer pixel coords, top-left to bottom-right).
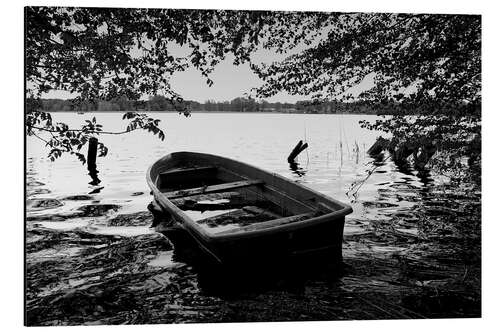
xmin=393 ymin=142 xmax=418 ymax=165
xmin=367 ymin=136 xmax=390 ymax=156
xmin=87 ymin=137 xmax=100 ymax=185
xmin=414 ymin=142 xmax=437 ymax=170
xmin=287 ymin=140 xmax=309 ymax=163
xmin=87 ymin=137 xmax=98 ymax=170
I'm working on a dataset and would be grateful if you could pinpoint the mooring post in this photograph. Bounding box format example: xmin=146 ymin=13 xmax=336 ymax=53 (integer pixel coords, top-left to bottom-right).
xmin=287 ymin=140 xmax=309 ymax=163
xmin=367 ymin=136 xmax=390 ymax=156
xmin=393 ymin=141 xmax=418 ymax=164
xmin=87 ymin=137 xmax=100 ymax=185
xmin=87 ymin=137 xmax=98 ymax=170
xmin=414 ymin=142 xmax=437 ymax=170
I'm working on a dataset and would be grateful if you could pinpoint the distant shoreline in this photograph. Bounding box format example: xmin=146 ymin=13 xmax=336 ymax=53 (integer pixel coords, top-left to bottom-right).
xmin=48 ymin=110 xmax=389 ymax=116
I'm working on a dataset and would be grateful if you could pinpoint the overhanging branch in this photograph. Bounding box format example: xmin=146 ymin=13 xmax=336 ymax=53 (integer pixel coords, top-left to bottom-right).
xmin=29 ymin=125 xmax=140 ymax=135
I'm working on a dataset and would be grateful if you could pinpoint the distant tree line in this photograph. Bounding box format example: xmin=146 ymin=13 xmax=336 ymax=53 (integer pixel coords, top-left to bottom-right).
xmin=38 ymin=95 xmax=437 ymax=115
xmin=39 ymin=96 xmax=144 ymax=112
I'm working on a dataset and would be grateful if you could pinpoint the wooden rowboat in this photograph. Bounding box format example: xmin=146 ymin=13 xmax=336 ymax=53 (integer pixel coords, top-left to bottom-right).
xmin=147 ymin=151 xmax=353 ymax=264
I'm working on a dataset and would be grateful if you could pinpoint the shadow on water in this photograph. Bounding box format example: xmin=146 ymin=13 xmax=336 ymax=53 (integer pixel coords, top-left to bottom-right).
xmin=158 ymin=226 xmax=344 ymax=298
xmin=369 ymin=151 xmax=434 ymax=185
xmin=88 ymin=166 xmax=101 ymax=186
xmin=394 ymin=161 xmax=434 ymax=186
xmin=289 ymin=161 xmax=307 ymax=177
xmin=24 ymin=166 xmax=481 ymax=324
xmin=24 ymin=114 xmax=481 ymax=323
xmin=369 ymin=152 xmax=386 ymax=165
xmin=87 ymin=159 xmax=105 ymax=193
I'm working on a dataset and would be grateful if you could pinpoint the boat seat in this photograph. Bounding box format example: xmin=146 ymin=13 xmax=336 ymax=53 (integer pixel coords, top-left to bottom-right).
xmin=163 ymin=179 xmax=264 ymax=199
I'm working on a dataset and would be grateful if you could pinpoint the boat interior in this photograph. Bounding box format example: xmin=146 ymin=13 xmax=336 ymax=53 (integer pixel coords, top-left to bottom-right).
xmin=155 ymin=162 xmax=339 ymax=235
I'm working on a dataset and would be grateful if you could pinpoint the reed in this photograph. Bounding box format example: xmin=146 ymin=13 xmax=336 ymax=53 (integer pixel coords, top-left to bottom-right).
xmin=339 ymin=140 xmax=343 ymax=165
xmin=354 ymin=140 xmax=360 ymax=164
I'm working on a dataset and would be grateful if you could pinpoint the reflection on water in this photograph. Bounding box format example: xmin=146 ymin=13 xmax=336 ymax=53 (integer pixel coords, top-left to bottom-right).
xmin=288 ymin=161 xmax=307 ymax=177
xmin=87 ymin=165 xmax=101 ymax=186
xmin=27 ymin=112 xmax=444 ymax=220
xmin=25 ymin=112 xmax=481 ymax=324
xmin=158 ymin=223 xmax=344 ymax=297
xmin=27 ymin=113 xmax=391 ymax=216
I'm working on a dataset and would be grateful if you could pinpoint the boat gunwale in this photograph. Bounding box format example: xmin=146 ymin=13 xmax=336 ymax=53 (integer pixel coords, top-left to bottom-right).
xmin=147 ymin=151 xmax=353 ymax=242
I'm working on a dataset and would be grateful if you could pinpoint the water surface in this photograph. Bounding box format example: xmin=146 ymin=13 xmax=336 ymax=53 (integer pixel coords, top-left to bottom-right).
xmin=26 ymin=112 xmax=481 ymax=325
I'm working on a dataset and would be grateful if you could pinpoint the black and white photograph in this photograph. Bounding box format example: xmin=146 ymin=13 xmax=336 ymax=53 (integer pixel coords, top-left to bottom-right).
xmin=16 ymin=0 xmax=492 ymax=329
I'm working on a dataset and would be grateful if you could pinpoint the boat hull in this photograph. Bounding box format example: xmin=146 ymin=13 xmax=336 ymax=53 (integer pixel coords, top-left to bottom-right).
xmin=147 ymin=151 xmax=352 ymax=264
xmin=192 ymin=215 xmax=345 ymax=264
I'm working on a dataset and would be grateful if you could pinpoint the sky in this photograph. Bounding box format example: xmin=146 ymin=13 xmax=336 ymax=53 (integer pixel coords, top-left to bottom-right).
xmin=169 ymin=58 xmax=301 ymax=103
xmin=42 ymin=31 xmax=314 ymax=103
xmin=43 ymin=56 xmax=375 ymax=103
xmin=167 ymin=52 xmax=375 ymax=103
xmin=40 ymin=14 xmax=327 ymax=104
xmin=42 ymin=47 xmax=306 ymax=103
xmin=168 ymin=46 xmax=309 ymax=103
xmin=41 ymin=18 xmax=375 ymax=104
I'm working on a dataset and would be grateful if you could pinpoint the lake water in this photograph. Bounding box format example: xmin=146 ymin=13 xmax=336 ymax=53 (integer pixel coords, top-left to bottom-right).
xmin=27 ymin=112 xmax=434 ymax=221
xmin=26 ymin=112 xmax=481 ymax=324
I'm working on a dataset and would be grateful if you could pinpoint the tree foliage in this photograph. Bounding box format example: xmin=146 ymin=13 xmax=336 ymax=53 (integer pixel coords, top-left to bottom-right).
xmin=250 ymin=12 xmax=481 ymax=173
xmin=25 ymin=7 xmax=290 ymax=161
xmin=26 ymin=8 xmax=481 ymax=174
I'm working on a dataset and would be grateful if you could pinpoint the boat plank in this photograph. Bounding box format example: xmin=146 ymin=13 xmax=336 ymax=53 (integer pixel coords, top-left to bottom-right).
xmin=242 ymin=206 xmax=281 ymax=219
xmin=160 ymin=166 xmax=217 ymax=176
xmin=197 ymin=208 xmax=271 ymax=228
xmin=159 ymin=166 xmax=218 ymax=187
xmin=317 ymin=202 xmax=336 ymax=213
xmin=171 ymin=192 xmax=268 ymax=211
xmin=215 ymin=212 xmax=315 ymax=235
xmin=170 ymin=191 xmax=242 ymax=206
xmin=164 ymin=179 xmax=264 ymax=199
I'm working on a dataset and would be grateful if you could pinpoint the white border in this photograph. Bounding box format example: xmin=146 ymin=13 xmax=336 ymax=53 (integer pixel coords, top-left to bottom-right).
xmin=2 ymin=1 xmax=499 ymax=332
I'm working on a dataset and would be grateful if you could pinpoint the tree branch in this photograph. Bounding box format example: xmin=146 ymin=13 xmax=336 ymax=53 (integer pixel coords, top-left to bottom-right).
xmin=29 ymin=125 xmax=140 ymax=135
xmin=30 ymin=130 xmax=50 ymax=145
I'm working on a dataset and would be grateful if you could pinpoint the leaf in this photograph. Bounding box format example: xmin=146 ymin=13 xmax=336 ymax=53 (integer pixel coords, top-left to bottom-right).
xmin=73 ymin=152 xmax=86 ymax=164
